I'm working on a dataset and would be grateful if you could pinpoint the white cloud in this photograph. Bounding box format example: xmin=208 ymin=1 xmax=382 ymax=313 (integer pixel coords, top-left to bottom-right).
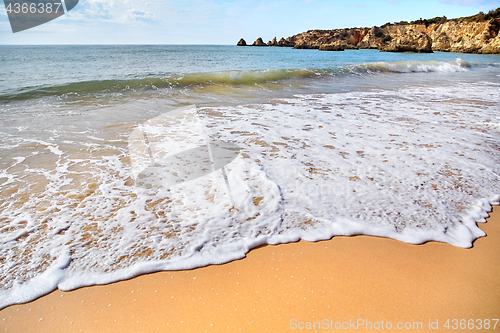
xmin=62 ymin=0 xmax=161 ymax=24
xmin=0 ymin=6 xmax=8 ymax=18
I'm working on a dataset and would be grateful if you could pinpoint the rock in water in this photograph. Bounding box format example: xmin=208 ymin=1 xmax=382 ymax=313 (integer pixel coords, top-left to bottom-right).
xmin=267 ymin=37 xmax=278 ymax=46
xmin=277 ymin=37 xmax=294 ymax=47
xmin=237 ymin=38 xmax=247 ymax=46
xmin=319 ymin=43 xmax=345 ymax=51
xmin=252 ymin=37 xmax=267 ymax=46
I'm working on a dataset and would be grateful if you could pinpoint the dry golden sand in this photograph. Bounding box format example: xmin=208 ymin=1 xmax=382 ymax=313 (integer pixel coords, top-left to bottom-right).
xmin=1 ymin=207 xmax=499 ymax=333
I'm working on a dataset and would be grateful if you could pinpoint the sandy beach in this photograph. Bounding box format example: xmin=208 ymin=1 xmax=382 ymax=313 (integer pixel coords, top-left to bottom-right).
xmin=0 ymin=206 xmax=498 ymax=332
xmin=2 ymin=2 xmax=500 ymax=331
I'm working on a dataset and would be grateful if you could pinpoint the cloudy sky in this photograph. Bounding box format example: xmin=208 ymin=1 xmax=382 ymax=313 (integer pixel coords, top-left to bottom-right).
xmin=1 ymin=0 xmax=499 ymax=44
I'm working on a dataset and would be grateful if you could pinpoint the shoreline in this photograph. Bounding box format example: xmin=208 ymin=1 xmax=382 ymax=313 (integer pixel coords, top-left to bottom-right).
xmin=1 ymin=206 xmax=499 ymax=332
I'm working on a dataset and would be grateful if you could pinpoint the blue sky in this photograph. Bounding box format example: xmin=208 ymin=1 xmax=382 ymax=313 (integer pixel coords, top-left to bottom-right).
xmin=1 ymin=0 xmax=499 ymax=44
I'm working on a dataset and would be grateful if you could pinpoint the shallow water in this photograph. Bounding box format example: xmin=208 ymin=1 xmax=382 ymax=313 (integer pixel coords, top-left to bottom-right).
xmin=0 ymin=46 xmax=499 ymax=308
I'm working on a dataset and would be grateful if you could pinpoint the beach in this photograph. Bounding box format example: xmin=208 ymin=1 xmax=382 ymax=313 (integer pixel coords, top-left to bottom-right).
xmin=1 ymin=46 xmax=499 ymax=326
xmin=1 ymin=206 xmax=498 ymax=332
xmin=2 ymin=0 xmax=500 ymax=329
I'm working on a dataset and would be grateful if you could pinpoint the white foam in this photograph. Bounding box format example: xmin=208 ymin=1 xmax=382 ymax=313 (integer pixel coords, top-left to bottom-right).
xmin=0 ymin=251 xmax=70 ymax=309
xmin=0 ymin=81 xmax=499 ymax=309
xmin=349 ymin=59 xmax=470 ymax=74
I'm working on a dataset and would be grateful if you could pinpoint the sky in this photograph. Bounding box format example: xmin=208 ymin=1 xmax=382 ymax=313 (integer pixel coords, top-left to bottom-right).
xmin=0 ymin=0 xmax=499 ymax=44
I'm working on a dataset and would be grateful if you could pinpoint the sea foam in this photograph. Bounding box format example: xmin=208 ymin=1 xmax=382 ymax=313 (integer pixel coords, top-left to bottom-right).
xmin=347 ymin=58 xmax=471 ymax=74
xmin=0 ymin=80 xmax=499 ymax=309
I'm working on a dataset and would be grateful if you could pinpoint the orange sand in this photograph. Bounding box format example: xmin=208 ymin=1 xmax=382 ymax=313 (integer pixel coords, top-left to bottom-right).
xmin=1 ymin=207 xmax=499 ymax=332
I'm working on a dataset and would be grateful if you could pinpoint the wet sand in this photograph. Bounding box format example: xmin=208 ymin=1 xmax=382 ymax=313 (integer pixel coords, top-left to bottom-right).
xmin=1 ymin=207 xmax=499 ymax=332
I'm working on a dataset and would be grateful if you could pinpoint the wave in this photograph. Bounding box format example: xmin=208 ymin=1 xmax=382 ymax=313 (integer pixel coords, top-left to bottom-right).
xmin=0 ymin=59 xmax=488 ymax=102
xmin=345 ymin=58 xmax=471 ymax=74
xmin=0 ymin=69 xmax=320 ymax=102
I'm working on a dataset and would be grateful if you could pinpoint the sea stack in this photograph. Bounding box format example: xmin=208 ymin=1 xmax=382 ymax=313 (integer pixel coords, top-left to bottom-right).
xmin=277 ymin=37 xmax=294 ymax=47
xmin=237 ymin=38 xmax=247 ymax=46
xmin=252 ymin=37 xmax=267 ymax=46
xmin=267 ymin=37 xmax=278 ymax=46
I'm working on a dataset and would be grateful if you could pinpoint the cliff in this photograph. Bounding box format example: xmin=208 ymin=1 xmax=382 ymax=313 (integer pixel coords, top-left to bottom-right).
xmin=239 ymin=8 xmax=500 ymax=54
xmin=290 ymin=28 xmax=368 ymax=50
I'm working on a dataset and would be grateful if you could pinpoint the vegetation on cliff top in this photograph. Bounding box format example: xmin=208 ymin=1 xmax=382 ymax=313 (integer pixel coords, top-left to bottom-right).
xmin=381 ymin=7 xmax=500 ymax=28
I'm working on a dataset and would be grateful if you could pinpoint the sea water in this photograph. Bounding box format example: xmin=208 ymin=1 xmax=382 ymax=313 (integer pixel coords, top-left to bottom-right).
xmin=0 ymin=45 xmax=499 ymax=309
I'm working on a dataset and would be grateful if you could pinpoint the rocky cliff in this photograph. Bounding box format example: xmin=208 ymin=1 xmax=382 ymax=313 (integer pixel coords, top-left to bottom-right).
xmin=424 ymin=18 xmax=500 ymax=53
xmin=290 ymin=28 xmax=368 ymax=50
xmin=239 ymin=8 xmax=500 ymax=54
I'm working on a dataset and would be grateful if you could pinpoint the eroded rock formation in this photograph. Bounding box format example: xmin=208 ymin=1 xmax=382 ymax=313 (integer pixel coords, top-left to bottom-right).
xmin=379 ymin=27 xmax=433 ymax=53
xmin=252 ymin=37 xmax=267 ymax=46
xmin=238 ymin=8 xmax=500 ymax=53
xmin=289 ymin=28 xmax=368 ymax=50
xmin=267 ymin=37 xmax=278 ymax=46
xmin=277 ymin=37 xmax=294 ymax=47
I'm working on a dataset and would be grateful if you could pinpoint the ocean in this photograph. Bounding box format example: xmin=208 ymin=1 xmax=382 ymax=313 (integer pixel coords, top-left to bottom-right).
xmin=0 ymin=45 xmax=499 ymax=309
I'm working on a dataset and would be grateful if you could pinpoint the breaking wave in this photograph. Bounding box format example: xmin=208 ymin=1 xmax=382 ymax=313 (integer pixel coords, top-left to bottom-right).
xmin=0 ymin=59 xmax=487 ymax=102
xmin=345 ymin=58 xmax=472 ymax=74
